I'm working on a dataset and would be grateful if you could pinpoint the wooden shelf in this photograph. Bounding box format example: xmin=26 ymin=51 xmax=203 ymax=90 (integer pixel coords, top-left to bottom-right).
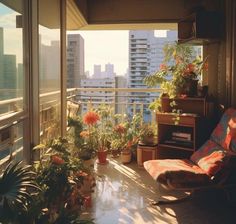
xmin=178 ymin=11 xmax=221 ymax=45
xmin=158 ymin=143 xmax=194 ymax=152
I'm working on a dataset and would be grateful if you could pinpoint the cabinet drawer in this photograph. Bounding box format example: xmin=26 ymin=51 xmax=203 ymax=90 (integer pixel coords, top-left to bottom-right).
xmin=156 ymin=113 xmax=197 ymax=126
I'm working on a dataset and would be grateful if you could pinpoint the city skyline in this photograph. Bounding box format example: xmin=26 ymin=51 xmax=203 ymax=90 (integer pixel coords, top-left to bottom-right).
xmin=68 ymin=30 xmax=169 ymax=76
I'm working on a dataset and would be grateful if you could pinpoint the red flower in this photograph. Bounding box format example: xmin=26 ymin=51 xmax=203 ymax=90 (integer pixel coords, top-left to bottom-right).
xmin=160 ymin=63 xmax=167 ymax=71
xmin=83 ymin=111 xmax=100 ymax=125
xmin=184 ymin=63 xmax=195 ymax=75
xmin=51 ymin=155 xmax=65 ymax=165
xmin=203 ymin=62 xmax=208 ymax=71
xmin=114 ymin=124 xmax=126 ymax=134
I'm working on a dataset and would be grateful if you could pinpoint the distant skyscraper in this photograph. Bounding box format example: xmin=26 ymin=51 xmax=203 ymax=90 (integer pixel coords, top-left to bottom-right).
xmin=80 ymin=77 xmax=116 ymax=113
xmin=17 ymin=63 xmax=23 ymax=90
xmin=67 ymin=34 xmax=84 ymax=88
xmin=0 ymin=28 xmax=4 ymax=92
xmin=128 ymin=30 xmax=177 ymax=121
xmin=0 ymin=27 xmax=17 ymax=99
xmin=93 ymin=64 xmax=102 ymax=78
xmin=115 ymin=76 xmax=127 ymax=114
xmin=93 ymin=63 xmax=115 ymax=79
xmin=39 ymin=39 xmax=60 ymax=92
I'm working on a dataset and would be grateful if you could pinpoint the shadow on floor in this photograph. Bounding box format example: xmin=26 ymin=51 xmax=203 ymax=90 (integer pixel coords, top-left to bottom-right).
xmin=84 ymin=157 xmax=236 ymax=224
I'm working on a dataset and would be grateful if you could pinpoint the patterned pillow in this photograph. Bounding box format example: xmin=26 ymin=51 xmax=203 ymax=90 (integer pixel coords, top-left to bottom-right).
xmin=210 ymin=108 xmax=236 ymax=152
xmin=190 ymin=140 xmax=227 ymax=176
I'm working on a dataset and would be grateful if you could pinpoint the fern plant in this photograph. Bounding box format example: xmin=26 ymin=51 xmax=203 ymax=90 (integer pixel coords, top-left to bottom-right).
xmin=0 ymin=162 xmax=39 ymax=223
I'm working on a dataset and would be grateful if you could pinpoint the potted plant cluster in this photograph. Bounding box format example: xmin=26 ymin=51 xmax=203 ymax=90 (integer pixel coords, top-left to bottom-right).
xmin=144 ymin=42 xmax=208 ymax=111
xmin=78 ymin=105 xmax=114 ymax=165
xmin=111 ymin=113 xmax=142 ymax=164
xmin=0 ymin=138 xmax=95 ymax=223
xmin=31 ymin=138 xmax=95 ymax=223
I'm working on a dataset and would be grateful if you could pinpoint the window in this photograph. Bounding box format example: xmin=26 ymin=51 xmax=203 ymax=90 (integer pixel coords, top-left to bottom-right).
xmin=0 ymin=2 xmax=24 ymax=117
xmin=39 ymin=0 xmax=61 ymax=142
xmin=0 ymin=1 xmax=26 ymax=163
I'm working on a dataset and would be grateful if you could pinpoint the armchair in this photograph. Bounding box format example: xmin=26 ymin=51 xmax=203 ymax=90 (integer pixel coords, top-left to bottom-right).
xmin=144 ymin=108 xmax=236 ymax=205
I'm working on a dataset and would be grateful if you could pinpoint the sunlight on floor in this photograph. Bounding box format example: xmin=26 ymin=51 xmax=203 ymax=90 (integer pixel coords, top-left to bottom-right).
xmin=81 ymin=156 xmax=236 ymax=224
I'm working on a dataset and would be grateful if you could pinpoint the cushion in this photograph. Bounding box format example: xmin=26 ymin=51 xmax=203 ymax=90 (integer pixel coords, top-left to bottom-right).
xmin=190 ymin=140 xmax=228 ymax=176
xmin=210 ymin=108 xmax=236 ymax=152
xmin=144 ymin=159 xmax=210 ymax=188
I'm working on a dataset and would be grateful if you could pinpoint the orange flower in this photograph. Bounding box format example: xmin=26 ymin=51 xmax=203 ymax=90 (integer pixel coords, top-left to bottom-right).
xmin=83 ymin=111 xmax=100 ymax=125
xmin=203 ymin=62 xmax=208 ymax=71
xmin=186 ymin=63 xmax=195 ymax=73
xmin=160 ymin=63 xmax=167 ymax=71
xmin=80 ymin=130 xmax=89 ymax=138
xmin=51 ymin=155 xmax=65 ymax=165
xmin=114 ymin=124 xmax=126 ymax=134
xmin=126 ymin=140 xmax=133 ymax=149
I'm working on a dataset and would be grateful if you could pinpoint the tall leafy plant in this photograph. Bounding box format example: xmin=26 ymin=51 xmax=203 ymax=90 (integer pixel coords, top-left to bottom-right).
xmin=0 ymin=162 xmax=39 ymax=223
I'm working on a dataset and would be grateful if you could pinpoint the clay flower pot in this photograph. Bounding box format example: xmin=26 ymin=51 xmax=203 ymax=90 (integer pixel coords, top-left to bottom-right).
xmin=97 ymin=149 xmax=108 ymax=165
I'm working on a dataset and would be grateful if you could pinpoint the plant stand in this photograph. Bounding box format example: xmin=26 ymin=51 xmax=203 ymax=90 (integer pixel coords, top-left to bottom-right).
xmin=137 ymin=143 xmax=157 ymax=166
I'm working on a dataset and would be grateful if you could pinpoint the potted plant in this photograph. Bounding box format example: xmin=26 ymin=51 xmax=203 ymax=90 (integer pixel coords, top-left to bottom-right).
xmin=0 ymin=162 xmax=39 ymax=223
xmin=32 ymin=138 xmax=95 ymax=223
xmin=81 ymin=105 xmax=113 ymax=165
xmin=112 ymin=114 xmax=142 ymax=164
xmin=144 ymin=42 xmax=208 ymax=111
xmin=139 ymin=123 xmax=156 ymax=146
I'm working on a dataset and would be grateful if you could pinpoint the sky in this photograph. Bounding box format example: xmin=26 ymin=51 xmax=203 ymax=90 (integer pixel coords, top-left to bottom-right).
xmin=68 ymin=30 xmax=168 ymax=76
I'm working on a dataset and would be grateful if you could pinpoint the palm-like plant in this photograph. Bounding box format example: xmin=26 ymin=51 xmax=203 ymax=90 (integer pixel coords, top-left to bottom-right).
xmin=0 ymin=162 xmax=39 ymax=222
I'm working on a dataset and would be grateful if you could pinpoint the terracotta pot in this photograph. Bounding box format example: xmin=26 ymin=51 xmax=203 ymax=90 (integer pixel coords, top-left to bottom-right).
xmin=161 ymin=96 xmax=171 ymax=112
xmin=121 ymin=150 xmax=132 ymax=164
xmin=97 ymin=149 xmax=108 ymax=164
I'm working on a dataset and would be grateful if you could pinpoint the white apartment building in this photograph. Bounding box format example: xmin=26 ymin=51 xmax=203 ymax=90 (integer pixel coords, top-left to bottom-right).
xmin=67 ymin=34 xmax=84 ymax=88
xmin=115 ymin=76 xmax=127 ymax=114
xmin=80 ymin=78 xmax=116 ymax=113
xmin=128 ymin=30 xmax=177 ymax=121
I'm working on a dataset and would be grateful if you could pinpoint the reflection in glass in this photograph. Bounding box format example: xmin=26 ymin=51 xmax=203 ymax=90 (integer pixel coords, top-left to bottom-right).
xmin=0 ymin=1 xmax=24 ymax=116
xmin=0 ymin=122 xmax=23 ymax=162
xmin=39 ymin=1 xmax=61 ymax=142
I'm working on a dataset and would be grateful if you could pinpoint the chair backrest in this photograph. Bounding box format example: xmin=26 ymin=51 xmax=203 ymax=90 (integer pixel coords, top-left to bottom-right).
xmin=190 ymin=108 xmax=236 ymax=176
xmin=210 ymin=108 xmax=236 ymax=152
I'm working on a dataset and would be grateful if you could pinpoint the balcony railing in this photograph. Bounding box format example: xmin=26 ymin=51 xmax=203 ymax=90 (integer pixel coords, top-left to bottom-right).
xmin=0 ymin=87 xmax=161 ymax=163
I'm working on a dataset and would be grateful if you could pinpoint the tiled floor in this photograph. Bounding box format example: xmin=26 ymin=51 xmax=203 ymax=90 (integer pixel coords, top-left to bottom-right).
xmin=83 ymin=156 xmax=236 ymax=224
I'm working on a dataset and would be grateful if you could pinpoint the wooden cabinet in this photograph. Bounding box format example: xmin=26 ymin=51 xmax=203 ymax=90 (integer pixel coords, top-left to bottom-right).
xmin=178 ymin=11 xmax=221 ymax=44
xmin=157 ymin=113 xmax=200 ymax=152
xmin=156 ymin=97 xmax=213 ymax=158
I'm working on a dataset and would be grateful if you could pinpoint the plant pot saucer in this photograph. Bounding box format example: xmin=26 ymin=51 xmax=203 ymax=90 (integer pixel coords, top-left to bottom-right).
xmin=96 ymin=159 xmax=109 ymax=165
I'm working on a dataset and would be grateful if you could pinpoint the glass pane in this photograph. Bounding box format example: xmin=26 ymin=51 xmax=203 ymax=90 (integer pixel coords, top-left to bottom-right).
xmin=0 ymin=1 xmax=24 ymax=116
xmin=0 ymin=122 xmax=23 ymax=163
xmin=39 ymin=0 xmax=61 ymax=142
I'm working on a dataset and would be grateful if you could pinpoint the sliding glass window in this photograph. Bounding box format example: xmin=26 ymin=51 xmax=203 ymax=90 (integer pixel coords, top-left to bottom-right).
xmin=38 ymin=0 xmax=61 ymax=142
xmin=0 ymin=1 xmax=24 ymax=117
xmin=0 ymin=0 xmax=25 ymax=163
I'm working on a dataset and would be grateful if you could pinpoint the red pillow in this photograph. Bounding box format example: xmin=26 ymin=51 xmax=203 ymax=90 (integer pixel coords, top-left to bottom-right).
xmin=197 ymin=151 xmax=226 ymax=176
xmin=191 ymin=140 xmax=228 ymax=176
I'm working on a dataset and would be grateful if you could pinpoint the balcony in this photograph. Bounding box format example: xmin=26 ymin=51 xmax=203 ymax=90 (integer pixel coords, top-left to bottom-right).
xmin=1 ymin=0 xmax=236 ymax=223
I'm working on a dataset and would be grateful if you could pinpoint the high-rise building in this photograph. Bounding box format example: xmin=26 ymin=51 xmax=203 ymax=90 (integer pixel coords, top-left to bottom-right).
xmin=0 ymin=28 xmax=4 ymax=91
xmin=0 ymin=27 xmax=17 ymax=100
xmin=39 ymin=39 xmax=61 ymax=92
xmin=128 ymin=30 xmax=177 ymax=121
xmin=93 ymin=64 xmax=102 ymax=79
xmin=115 ymin=76 xmax=127 ymax=114
xmin=93 ymin=63 xmax=116 ymax=79
xmin=80 ymin=78 xmax=115 ymax=113
xmin=67 ymin=34 xmax=84 ymax=88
